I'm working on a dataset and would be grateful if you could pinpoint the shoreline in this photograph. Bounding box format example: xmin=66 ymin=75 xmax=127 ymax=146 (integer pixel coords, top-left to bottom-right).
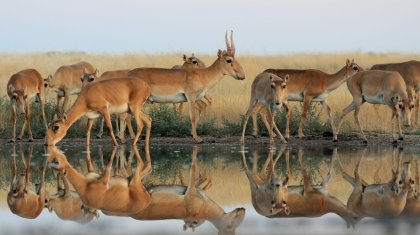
xmin=2 ymin=132 xmax=420 ymax=147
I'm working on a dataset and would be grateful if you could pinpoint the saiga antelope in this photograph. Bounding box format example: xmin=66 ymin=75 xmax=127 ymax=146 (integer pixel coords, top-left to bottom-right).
xmin=339 ymin=147 xmax=414 ymax=219
xmin=45 ymin=172 xmax=99 ymax=224
xmin=47 ymin=145 xmax=152 ymax=215
xmin=265 ymin=148 xmax=357 ymax=228
xmin=263 ymin=59 xmax=361 ymax=140
xmin=128 ymin=146 xmax=246 ymax=235
xmin=172 ymin=53 xmax=213 ymax=115
xmin=45 ymin=77 xmax=152 ymax=147
xmin=7 ymin=69 xmax=48 ymax=143
xmin=128 ymin=31 xmax=245 ymax=143
xmin=241 ymin=146 xmax=290 ymax=217
xmin=371 ymin=60 xmax=420 ymax=124
xmin=81 ymin=69 xmax=135 ymax=142
xmin=45 ymin=61 xmax=96 ymax=117
xmin=7 ymin=146 xmax=47 ymax=219
xmin=241 ymin=72 xmax=289 ymax=146
xmin=334 ymin=70 xmax=414 ymax=143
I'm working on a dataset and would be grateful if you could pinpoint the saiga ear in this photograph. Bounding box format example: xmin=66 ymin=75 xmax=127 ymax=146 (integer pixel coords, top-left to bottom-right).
xmin=284 ymin=74 xmax=289 ymax=83
xmin=183 ymin=54 xmax=187 ymax=62
xmin=346 ymin=59 xmax=350 ymax=66
xmin=217 ymin=49 xmax=223 ymax=58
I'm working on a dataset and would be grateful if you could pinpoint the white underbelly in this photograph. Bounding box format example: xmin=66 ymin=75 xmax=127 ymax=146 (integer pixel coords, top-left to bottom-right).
xmin=363 ymin=93 xmax=385 ymax=104
xmin=108 ymin=104 xmax=129 ymax=114
xmin=85 ymin=111 xmax=101 ymax=119
xmin=85 ymin=104 xmax=129 ymax=119
xmin=151 ymin=93 xmax=187 ymax=103
xmin=288 ymin=92 xmax=304 ymax=101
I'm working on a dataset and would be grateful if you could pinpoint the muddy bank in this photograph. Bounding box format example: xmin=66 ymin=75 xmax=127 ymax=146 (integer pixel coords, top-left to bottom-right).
xmin=1 ymin=132 xmax=420 ymax=147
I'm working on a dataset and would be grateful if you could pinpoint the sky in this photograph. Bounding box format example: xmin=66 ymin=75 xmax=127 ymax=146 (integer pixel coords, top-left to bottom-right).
xmin=0 ymin=0 xmax=419 ymax=54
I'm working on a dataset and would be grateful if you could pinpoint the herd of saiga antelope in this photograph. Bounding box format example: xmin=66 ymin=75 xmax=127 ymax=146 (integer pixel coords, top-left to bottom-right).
xmin=6 ymin=31 xmax=420 ymax=147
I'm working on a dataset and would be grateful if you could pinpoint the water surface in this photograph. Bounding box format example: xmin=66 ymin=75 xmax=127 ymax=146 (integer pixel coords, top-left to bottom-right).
xmin=1 ymin=143 xmax=419 ymax=235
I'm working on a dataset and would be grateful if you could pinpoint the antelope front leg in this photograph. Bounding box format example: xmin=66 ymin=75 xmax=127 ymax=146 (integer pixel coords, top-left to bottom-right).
xmin=354 ymin=106 xmax=368 ymax=143
xmin=130 ymin=107 xmax=144 ymax=146
xmin=139 ymin=112 xmax=152 ymax=147
xmin=101 ymin=108 xmax=118 ymax=146
xmin=334 ymin=99 xmax=361 ymax=141
xmin=56 ymin=95 xmax=63 ymax=118
xmin=24 ymin=101 xmax=33 ymax=142
xmin=251 ymin=104 xmax=262 ymax=138
xmin=10 ymin=103 xmax=17 ymax=143
xmin=298 ymin=96 xmax=313 ymax=139
xmin=241 ymin=102 xmax=256 ymax=145
xmin=38 ymin=94 xmax=48 ymax=132
xmin=61 ymin=91 xmax=71 ymax=117
xmin=126 ymin=114 xmax=135 ymax=140
xmin=284 ymin=103 xmax=290 ymax=141
xmin=187 ymin=94 xmax=203 ymax=143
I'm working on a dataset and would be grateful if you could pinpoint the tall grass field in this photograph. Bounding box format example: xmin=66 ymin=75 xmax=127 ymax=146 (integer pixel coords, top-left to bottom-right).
xmin=1 ymin=52 xmax=420 ymax=139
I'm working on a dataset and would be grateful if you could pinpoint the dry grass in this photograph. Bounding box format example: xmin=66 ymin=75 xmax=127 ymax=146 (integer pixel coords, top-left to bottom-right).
xmin=1 ymin=52 xmax=420 ymax=133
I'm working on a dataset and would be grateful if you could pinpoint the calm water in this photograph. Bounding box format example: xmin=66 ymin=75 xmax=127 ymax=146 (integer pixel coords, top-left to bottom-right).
xmin=1 ymin=143 xmax=420 ymax=235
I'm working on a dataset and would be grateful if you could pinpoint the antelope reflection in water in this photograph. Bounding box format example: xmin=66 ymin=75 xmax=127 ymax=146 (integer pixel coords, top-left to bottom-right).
xmin=7 ymin=146 xmax=47 ymax=219
xmin=45 ymin=171 xmax=98 ymax=224
xmin=243 ymin=147 xmax=358 ymax=228
xmin=127 ymin=146 xmax=246 ymax=235
xmin=339 ymin=147 xmax=415 ymax=219
xmin=47 ymin=145 xmax=152 ymax=215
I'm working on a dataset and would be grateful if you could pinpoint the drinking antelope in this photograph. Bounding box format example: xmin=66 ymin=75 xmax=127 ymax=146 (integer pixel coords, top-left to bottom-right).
xmin=47 ymin=145 xmax=152 ymax=215
xmin=45 ymin=172 xmax=99 ymax=224
xmin=7 ymin=69 xmax=48 ymax=143
xmin=241 ymin=146 xmax=290 ymax=217
xmin=7 ymin=146 xmax=47 ymax=219
xmin=334 ymin=70 xmax=414 ymax=143
xmin=263 ymin=59 xmax=361 ymax=140
xmin=371 ymin=60 xmax=420 ymax=124
xmin=339 ymin=147 xmax=414 ymax=219
xmin=45 ymin=61 xmax=96 ymax=117
xmin=128 ymin=146 xmax=246 ymax=235
xmin=241 ymin=72 xmax=289 ymax=146
xmin=45 ymin=77 xmax=152 ymax=147
xmin=127 ymin=31 xmax=245 ymax=143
